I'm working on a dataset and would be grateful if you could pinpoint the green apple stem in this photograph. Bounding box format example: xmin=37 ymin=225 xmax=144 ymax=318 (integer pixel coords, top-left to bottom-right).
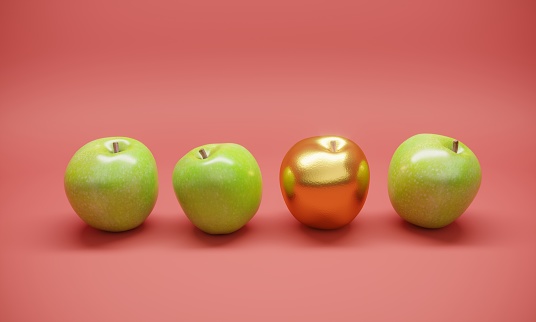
xmin=113 ymin=142 xmax=120 ymax=153
xmin=199 ymin=148 xmax=208 ymax=159
xmin=452 ymin=140 xmax=459 ymax=153
xmin=329 ymin=140 xmax=337 ymax=153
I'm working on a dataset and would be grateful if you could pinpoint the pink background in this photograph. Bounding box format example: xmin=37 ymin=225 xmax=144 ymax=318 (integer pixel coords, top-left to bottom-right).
xmin=1 ymin=0 xmax=535 ymax=321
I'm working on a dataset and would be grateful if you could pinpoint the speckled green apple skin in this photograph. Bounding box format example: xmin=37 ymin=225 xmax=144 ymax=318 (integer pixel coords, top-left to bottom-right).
xmin=64 ymin=137 xmax=158 ymax=232
xmin=172 ymin=143 xmax=262 ymax=234
xmin=388 ymin=134 xmax=481 ymax=228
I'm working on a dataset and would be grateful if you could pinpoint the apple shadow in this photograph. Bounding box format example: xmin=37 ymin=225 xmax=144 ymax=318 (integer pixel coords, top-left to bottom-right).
xmin=50 ymin=213 xmax=179 ymax=251
xmin=49 ymin=210 xmax=496 ymax=251
xmin=397 ymin=219 xmax=465 ymax=243
xmin=187 ymin=223 xmax=253 ymax=248
xmin=388 ymin=210 xmax=495 ymax=246
xmin=44 ymin=215 xmax=150 ymax=250
xmin=267 ymin=212 xmax=362 ymax=247
xmin=74 ymin=221 xmax=149 ymax=249
xmin=296 ymin=222 xmax=355 ymax=244
xmin=52 ymin=212 xmax=259 ymax=250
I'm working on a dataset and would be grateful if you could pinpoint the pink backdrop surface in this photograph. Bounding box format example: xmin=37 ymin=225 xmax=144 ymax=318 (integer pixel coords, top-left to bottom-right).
xmin=1 ymin=0 xmax=535 ymax=321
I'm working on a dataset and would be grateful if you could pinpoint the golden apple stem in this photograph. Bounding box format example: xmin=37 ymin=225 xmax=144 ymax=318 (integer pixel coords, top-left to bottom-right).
xmin=199 ymin=148 xmax=208 ymax=159
xmin=329 ymin=140 xmax=337 ymax=152
xmin=453 ymin=140 xmax=459 ymax=153
xmin=112 ymin=142 xmax=120 ymax=153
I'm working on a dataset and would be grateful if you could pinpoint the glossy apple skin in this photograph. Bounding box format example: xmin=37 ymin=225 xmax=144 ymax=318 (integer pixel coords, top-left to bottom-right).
xmin=64 ymin=137 xmax=158 ymax=232
xmin=388 ymin=134 xmax=482 ymax=228
xmin=172 ymin=143 xmax=262 ymax=234
xmin=280 ymin=136 xmax=370 ymax=229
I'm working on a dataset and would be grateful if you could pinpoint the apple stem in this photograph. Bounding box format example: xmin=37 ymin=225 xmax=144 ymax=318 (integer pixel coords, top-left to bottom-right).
xmin=329 ymin=140 xmax=337 ymax=153
xmin=452 ymin=140 xmax=459 ymax=153
xmin=199 ymin=148 xmax=208 ymax=159
xmin=113 ymin=142 xmax=120 ymax=153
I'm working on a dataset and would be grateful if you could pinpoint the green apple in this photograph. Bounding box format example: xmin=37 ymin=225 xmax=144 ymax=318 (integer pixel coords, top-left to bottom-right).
xmin=64 ymin=137 xmax=158 ymax=232
xmin=388 ymin=134 xmax=481 ymax=228
xmin=172 ymin=143 xmax=262 ymax=234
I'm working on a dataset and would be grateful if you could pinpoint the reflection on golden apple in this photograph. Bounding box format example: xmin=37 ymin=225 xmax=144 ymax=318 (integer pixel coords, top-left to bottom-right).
xmin=280 ymin=136 xmax=370 ymax=229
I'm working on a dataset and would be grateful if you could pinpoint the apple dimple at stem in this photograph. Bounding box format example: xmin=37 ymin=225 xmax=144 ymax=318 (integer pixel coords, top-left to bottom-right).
xmin=453 ymin=140 xmax=459 ymax=153
xmin=329 ymin=140 xmax=337 ymax=153
xmin=199 ymin=148 xmax=208 ymax=159
xmin=113 ymin=141 xmax=120 ymax=153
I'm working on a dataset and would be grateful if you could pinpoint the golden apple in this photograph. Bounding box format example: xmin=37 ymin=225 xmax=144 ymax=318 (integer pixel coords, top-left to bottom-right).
xmin=279 ymin=136 xmax=370 ymax=229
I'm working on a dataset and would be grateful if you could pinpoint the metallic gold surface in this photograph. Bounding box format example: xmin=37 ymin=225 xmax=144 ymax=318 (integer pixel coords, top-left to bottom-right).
xmin=280 ymin=136 xmax=370 ymax=229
